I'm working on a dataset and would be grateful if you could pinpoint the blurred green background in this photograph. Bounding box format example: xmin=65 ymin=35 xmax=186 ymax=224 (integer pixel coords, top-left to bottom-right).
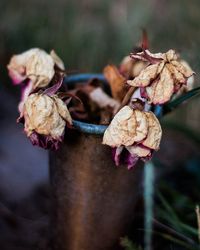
xmin=0 ymin=0 xmax=200 ymax=131
xmin=0 ymin=1 xmax=200 ymax=249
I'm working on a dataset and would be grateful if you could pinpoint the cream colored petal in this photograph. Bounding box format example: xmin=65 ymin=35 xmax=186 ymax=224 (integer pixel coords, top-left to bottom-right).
xmin=127 ymin=62 xmax=164 ymax=87
xmin=132 ymin=109 xmax=148 ymax=142
xmin=142 ymin=112 xmax=162 ymax=150
xmin=26 ymin=50 xmax=55 ymax=89
xmin=24 ymin=93 xmax=68 ymax=139
xmin=132 ymin=61 xmax=148 ymax=78
xmin=89 ymin=87 xmax=120 ymax=114
xmin=7 ymin=48 xmax=40 ymax=83
xmin=53 ymin=96 xmax=72 ymax=125
xmin=166 ymin=63 xmax=186 ymax=84
xmin=171 ymin=60 xmax=194 ymax=78
xmin=126 ymin=145 xmax=151 ymax=157
xmin=50 ymin=50 xmax=65 ymax=70
xmin=102 ymin=106 xmax=136 ymax=147
xmin=164 ymin=49 xmax=177 ymax=62
xmin=146 ymin=66 xmax=174 ymax=104
xmin=120 ymin=56 xmax=134 ymax=76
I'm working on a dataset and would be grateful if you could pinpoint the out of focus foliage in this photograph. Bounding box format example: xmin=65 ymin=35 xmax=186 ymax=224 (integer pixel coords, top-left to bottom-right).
xmin=1 ymin=0 xmax=200 ymax=131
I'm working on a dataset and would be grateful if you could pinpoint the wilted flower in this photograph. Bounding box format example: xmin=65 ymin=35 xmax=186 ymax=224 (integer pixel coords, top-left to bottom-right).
xmin=103 ymin=105 xmax=162 ymax=169
xmin=22 ymin=92 xmax=72 ymax=150
xmin=127 ymin=49 xmax=194 ymax=104
xmin=7 ymin=48 xmax=65 ymax=113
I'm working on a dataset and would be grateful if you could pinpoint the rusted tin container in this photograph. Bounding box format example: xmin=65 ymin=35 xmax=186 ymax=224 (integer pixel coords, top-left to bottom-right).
xmin=49 ymin=74 xmax=144 ymax=250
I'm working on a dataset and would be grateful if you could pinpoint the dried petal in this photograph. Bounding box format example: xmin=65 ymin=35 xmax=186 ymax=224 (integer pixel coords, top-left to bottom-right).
xmin=171 ymin=60 xmax=194 ymax=78
xmin=142 ymin=112 xmax=162 ymax=150
xmin=112 ymin=146 xmax=124 ymax=166
xmin=133 ymin=109 xmax=148 ymax=142
xmin=50 ymin=50 xmax=65 ymax=70
xmin=103 ymin=65 xmax=127 ymax=102
xmin=26 ymin=50 xmax=55 ymax=89
xmin=89 ymin=87 xmax=120 ymax=114
xmin=23 ymin=93 xmax=72 ymax=141
xmin=119 ymin=56 xmax=134 ymax=77
xmin=131 ymin=49 xmax=163 ymax=63
xmin=7 ymin=48 xmax=39 ymax=85
xmin=126 ymin=145 xmax=151 ymax=157
xmin=132 ymin=60 xmax=148 ymax=78
xmin=146 ymin=66 xmax=174 ymax=104
xmin=103 ymin=106 xmax=136 ymax=147
xmin=127 ymin=62 xmax=164 ymax=87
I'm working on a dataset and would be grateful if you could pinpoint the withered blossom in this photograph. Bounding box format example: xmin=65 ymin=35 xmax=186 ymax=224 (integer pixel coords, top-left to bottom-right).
xmin=103 ymin=105 xmax=162 ymax=169
xmin=7 ymin=48 xmax=65 ymax=113
xmin=127 ymin=49 xmax=194 ymax=104
xmin=22 ymin=93 xmax=72 ymax=150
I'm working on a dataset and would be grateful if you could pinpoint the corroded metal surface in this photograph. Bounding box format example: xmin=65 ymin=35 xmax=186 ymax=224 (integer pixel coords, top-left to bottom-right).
xmin=50 ymin=131 xmax=143 ymax=250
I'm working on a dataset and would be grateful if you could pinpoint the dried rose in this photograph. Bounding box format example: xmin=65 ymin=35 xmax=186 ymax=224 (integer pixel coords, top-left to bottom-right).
xmin=103 ymin=64 xmax=127 ymax=102
xmin=7 ymin=48 xmax=65 ymax=112
xmin=127 ymin=49 xmax=194 ymax=104
xmin=22 ymin=92 xmax=72 ymax=150
xmin=103 ymin=105 xmax=162 ymax=169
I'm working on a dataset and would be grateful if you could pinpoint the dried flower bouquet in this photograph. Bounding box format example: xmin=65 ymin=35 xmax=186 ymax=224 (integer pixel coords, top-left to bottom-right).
xmin=7 ymin=35 xmax=195 ymax=169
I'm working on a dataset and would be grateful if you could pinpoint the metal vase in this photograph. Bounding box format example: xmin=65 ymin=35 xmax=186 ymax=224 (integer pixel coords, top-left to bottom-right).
xmin=49 ymin=74 xmax=144 ymax=250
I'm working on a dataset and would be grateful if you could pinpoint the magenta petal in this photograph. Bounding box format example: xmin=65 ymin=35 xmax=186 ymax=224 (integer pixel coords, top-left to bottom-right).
xmin=29 ymin=132 xmax=63 ymax=150
xmin=126 ymin=153 xmax=139 ymax=170
xmin=112 ymin=147 xmax=123 ymax=166
xmin=29 ymin=132 xmax=40 ymax=146
xmin=43 ymin=76 xmax=63 ymax=96
xmin=140 ymin=87 xmax=148 ymax=99
xmin=8 ymin=70 xmax=25 ymax=85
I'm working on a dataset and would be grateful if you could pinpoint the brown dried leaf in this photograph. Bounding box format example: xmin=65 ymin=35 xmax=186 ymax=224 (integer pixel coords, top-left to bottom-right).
xmin=142 ymin=111 xmax=162 ymax=150
xmin=103 ymin=65 xmax=127 ymax=102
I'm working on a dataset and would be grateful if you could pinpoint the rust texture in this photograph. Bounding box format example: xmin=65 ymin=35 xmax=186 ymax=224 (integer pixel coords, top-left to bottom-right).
xmin=49 ymin=130 xmax=143 ymax=250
